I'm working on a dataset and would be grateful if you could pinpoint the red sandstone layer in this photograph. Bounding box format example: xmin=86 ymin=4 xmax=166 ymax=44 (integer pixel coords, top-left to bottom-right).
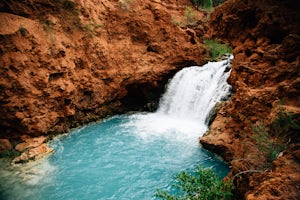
xmin=0 ymin=0 xmax=206 ymax=139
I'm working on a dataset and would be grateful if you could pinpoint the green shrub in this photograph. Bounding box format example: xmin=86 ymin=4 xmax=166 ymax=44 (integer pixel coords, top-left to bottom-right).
xmin=81 ymin=21 xmax=103 ymax=37
xmin=156 ymin=166 xmax=233 ymax=200
xmin=172 ymin=6 xmax=198 ymax=27
xmin=213 ymin=0 xmax=227 ymax=7
xmin=251 ymin=107 xmax=299 ymax=165
xmin=0 ymin=149 xmax=20 ymax=159
xmin=204 ymin=39 xmax=232 ymax=61
xmin=203 ymin=0 xmax=213 ymax=9
xmin=61 ymin=0 xmax=76 ymax=10
xmin=39 ymin=18 xmax=55 ymax=32
xmin=272 ymin=108 xmax=300 ymax=136
xmin=172 ymin=18 xmax=180 ymax=26
xmin=191 ymin=0 xmax=213 ymax=10
xmin=118 ymin=0 xmax=133 ymax=10
xmin=19 ymin=27 xmax=27 ymax=36
xmin=184 ymin=6 xmax=198 ymax=26
xmin=251 ymin=124 xmax=286 ymax=164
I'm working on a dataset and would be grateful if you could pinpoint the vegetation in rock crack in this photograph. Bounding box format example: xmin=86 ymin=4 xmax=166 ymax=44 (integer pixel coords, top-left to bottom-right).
xmin=212 ymin=0 xmax=227 ymax=7
xmin=0 ymin=149 xmax=20 ymax=160
xmin=39 ymin=18 xmax=55 ymax=32
xmin=82 ymin=21 xmax=103 ymax=37
xmin=231 ymin=107 xmax=299 ymax=182
xmin=251 ymin=124 xmax=286 ymax=164
xmin=19 ymin=27 xmax=27 ymax=36
xmin=271 ymin=107 xmax=300 ymax=137
xmin=118 ymin=0 xmax=133 ymax=10
xmin=191 ymin=0 xmax=226 ymax=9
xmin=172 ymin=17 xmax=180 ymax=26
xmin=251 ymin=107 xmax=299 ymax=166
xmin=59 ymin=0 xmax=77 ymax=10
xmin=0 ymin=140 xmax=20 ymax=161
xmin=156 ymin=166 xmax=234 ymax=200
xmin=191 ymin=0 xmax=213 ymax=10
xmin=171 ymin=6 xmax=198 ymax=27
xmin=184 ymin=6 xmax=198 ymax=26
xmin=204 ymin=39 xmax=232 ymax=61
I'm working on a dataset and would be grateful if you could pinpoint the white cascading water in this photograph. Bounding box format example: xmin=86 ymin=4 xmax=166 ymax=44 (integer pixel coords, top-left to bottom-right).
xmin=127 ymin=56 xmax=233 ymax=141
xmin=157 ymin=56 xmax=233 ymax=122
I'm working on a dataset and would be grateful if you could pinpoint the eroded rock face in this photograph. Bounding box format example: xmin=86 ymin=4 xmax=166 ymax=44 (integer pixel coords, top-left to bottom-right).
xmin=202 ymin=0 xmax=300 ymax=199
xmin=0 ymin=0 xmax=207 ymax=138
xmin=12 ymin=135 xmax=53 ymax=163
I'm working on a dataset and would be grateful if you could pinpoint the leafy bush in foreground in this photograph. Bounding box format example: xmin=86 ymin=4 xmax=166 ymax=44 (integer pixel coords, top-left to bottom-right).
xmin=156 ymin=166 xmax=233 ymax=200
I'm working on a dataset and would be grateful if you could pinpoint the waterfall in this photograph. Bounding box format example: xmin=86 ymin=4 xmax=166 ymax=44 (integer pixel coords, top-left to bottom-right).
xmin=157 ymin=56 xmax=232 ymax=124
xmin=126 ymin=56 xmax=233 ymax=140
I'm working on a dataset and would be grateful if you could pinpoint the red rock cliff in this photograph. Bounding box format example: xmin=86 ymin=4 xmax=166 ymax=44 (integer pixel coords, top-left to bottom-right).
xmin=201 ymin=0 xmax=300 ymax=199
xmin=0 ymin=0 xmax=207 ymax=138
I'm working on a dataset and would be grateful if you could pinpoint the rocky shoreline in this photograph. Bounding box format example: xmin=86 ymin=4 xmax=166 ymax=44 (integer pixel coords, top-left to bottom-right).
xmin=0 ymin=135 xmax=53 ymax=164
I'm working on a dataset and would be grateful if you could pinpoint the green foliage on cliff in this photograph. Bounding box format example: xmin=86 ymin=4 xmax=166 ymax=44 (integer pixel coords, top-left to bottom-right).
xmin=59 ymin=0 xmax=77 ymax=10
xmin=204 ymin=39 xmax=232 ymax=61
xmin=251 ymin=124 xmax=286 ymax=163
xmin=184 ymin=6 xmax=198 ymax=26
xmin=251 ymin=108 xmax=299 ymax=165
xmin=272 ymin=107 xmax=300 ymax=137
xmin=118 ymin=0 xmax=133 ymax=10
xmin=173 ymin=6 xmax=198 ymax=27
xmin=191 ymin=0 xmax=226 ymax=9
xmin=39 ymin=18 xmax=55 ymax=32
xmin=212 ymin=0 xmax=227 ymax=7
xmin=0 ymin=149 xmax=20 ymax=160
xmin=191 ymin=0 xmax=213 ymax=10
xmin=19 ymin=27 xmax=27 ymax=36
xmin=156 ymin=166 xmax=233 ymax=200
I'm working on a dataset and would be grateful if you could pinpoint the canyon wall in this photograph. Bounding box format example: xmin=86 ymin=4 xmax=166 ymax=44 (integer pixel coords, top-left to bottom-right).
xmin=1 ymin=0 xmax=299 ymax=198
xmin=201 ymin=0 xmax=300 ymax=199
xmin=0 ymin=0 xmax=207 ymax=139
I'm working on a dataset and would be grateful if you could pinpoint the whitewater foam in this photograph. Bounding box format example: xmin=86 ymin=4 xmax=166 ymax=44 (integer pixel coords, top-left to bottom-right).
xmin=125 ymin=56 xmax=232 ymax=141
